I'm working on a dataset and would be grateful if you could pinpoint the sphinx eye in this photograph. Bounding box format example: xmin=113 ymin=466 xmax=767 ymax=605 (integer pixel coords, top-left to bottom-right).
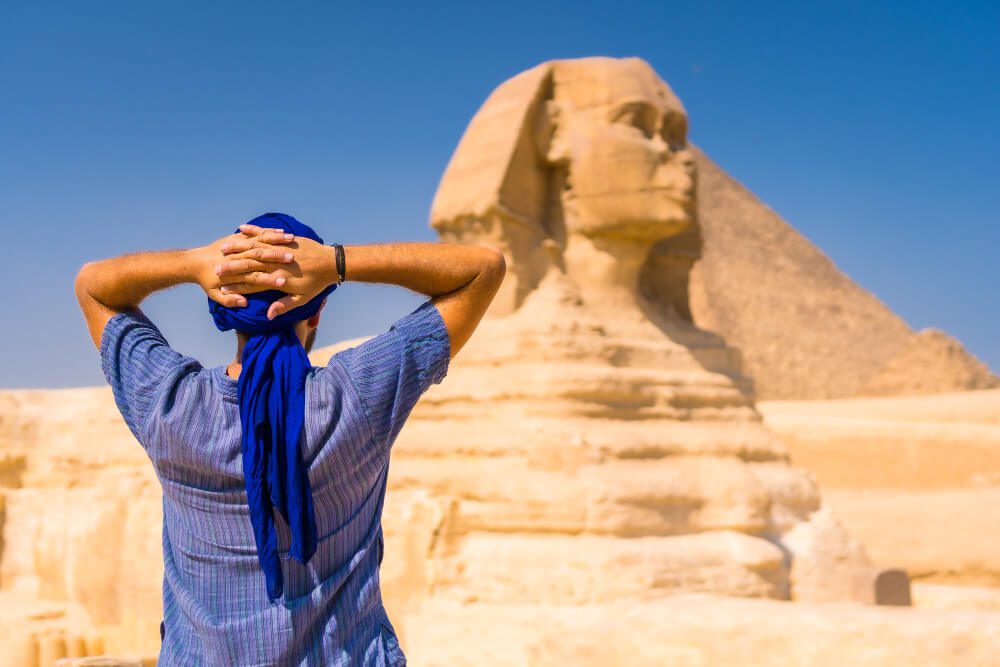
xmin=612 ymin=103 xmax=657 ymax=139
xmin=660 ymin=110 xmax=688 ymax=150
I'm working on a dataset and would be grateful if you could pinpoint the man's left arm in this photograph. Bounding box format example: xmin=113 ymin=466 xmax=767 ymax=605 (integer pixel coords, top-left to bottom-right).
xmin=75 ymin=228 xmax=300 ymax=446
xmin=74 ymin=229 xmax=294 ymax=348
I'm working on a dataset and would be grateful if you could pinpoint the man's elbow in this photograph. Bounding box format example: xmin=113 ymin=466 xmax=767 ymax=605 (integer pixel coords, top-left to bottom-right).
xmin=73 ymin=262 xmax=99 ymax=304
xmin=480 ymin=248 xmax=507 ymax=284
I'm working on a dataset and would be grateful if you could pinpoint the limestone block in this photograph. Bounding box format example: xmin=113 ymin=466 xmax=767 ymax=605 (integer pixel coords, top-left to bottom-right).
xmin=6 ymin=634 xmax=39 ymax=667
xmin=380 ymin=488 xmax=449 ymax=618
xmin=874 ymin=568 xmax=912 ymax=606
xmin=1 ymin=477 xmax=161 ymax=627
xmin=749 ymin=461 xmax=822 ymax=532
xmin=65 ymin=634 xmax=88 ymax=657
xmin=403 ymin=596 xmax=1000 ymax=666
xmin=37 ymin=632 xmax=68 ymax=665
xmin=0 ymin=452 xmax=27 ymax=487
xmin=687 ymin=149 xmax=996 ymax=400
xmin=861 ymin=328 xmax=999 ymax=397
xmin=393 ymin=417 xmax=789 ymax=464
xmin=54 ymin=658 xmax=144 ymax=667
xmin=780 ymin=506 xmax=875 ymax=603
xmin=433 ymin=531 xmax=787 ymax=604
xmin=912 ymin=582 xmax=1000 ymax=611
xmin=84 ymin=634 xmax=105 ymax=657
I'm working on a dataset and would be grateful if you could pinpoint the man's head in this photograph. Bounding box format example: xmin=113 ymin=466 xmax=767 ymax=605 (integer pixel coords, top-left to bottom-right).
xmin=209 ymin=213 xmax=338 ymax=358
xmin=236 ymin=301 xmax=324 ymax=354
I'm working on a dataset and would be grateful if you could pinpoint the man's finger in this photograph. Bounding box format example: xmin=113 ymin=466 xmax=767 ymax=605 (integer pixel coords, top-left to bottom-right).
xmin=221 ymin=238 xmax=296 ymax=255
xmin=207 ymin=288 xmax=248 ymax=308
xmin=267 ymin=294 xmax=305 ymax=320
xmin=216 ymin=259 xmax=292 ymax=280
xmin=258 ymin=231 xmax=296 ymax=245
xmin=216 ymin=258 xmax=255 ymax=275
xmin=218 ymin=283 xmax=254 ymax=295
xmin=220 ymin=271 xmax=287 ymax=289
xmin=238 ymin=223 xmax=280 ymax=236
xmin=220 ymin=238 xmax=255 ymax=255
xmin=218 ymin=281 xmax=278 ymax=295
xmin=231 ymin=247 xmax=294 ymax=264
xmin=239 ymin=224 xmax=295 ymax=245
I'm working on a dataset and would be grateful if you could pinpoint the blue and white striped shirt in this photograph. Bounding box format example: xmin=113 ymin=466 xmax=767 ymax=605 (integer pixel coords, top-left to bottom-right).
xmin=100 ymin=300 xmax=450 ymax=666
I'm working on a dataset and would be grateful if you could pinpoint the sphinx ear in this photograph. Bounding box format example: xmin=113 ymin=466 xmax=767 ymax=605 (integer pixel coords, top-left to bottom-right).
xmin=429 ymin=62 xmax=559 ymax=314
xmin=534 ymin=99 xmax=570 ymax=166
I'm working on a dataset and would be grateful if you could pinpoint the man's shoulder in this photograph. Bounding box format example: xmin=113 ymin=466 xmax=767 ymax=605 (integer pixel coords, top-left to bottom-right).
xmin=308 ymin=359 xmax=355 ymax=394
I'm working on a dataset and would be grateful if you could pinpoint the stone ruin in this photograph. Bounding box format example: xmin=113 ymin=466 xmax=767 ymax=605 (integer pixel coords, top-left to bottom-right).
xmin=370 ymin=57 xmax=884 ymax=623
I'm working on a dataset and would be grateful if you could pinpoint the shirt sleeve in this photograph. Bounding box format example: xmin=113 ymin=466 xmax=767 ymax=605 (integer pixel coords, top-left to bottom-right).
xmin=333 ymin=300 xmax=451 ymax=451
xmin=100 ymin=309 xmax=198 ymax=443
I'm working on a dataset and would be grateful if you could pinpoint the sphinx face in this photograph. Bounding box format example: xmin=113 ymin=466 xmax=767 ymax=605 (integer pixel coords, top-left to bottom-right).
xmin=552 ymin=59 xmax=696 ymax=243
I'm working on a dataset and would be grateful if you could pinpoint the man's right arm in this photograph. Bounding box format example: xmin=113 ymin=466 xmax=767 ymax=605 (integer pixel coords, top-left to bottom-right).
xmin=338 ymin=243 xmax=506 ymax=359
xmin=215 ymin=226 xmax=506 ymax=359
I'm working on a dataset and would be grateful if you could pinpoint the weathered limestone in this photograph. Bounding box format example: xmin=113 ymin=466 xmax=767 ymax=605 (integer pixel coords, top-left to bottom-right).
xmin=0 ymin=389 xmax=162 ymax=659
xmin=688 ymin=146 xmax=997 ymax=399
xmin=400 ymin=595 xmax=1000 ymax=666
xmin=54 ymin=658 xmax=145 ymax=667
xmin=860 ymin=328 xmax=999 ymax=396
xmin=360 ymin=57 xmax=878 ymax=622
xmin=759 ymin=389 xmax=1000 ymax=587
xmin=781 ymin=507 xmax=876 ymax=603
xmin=875 ymin=570 xmax=913 ymax=606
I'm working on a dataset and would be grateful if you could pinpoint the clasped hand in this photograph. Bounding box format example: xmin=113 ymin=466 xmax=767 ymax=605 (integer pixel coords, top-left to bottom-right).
xmin=195 ymin=222 xmax=338 ymax=320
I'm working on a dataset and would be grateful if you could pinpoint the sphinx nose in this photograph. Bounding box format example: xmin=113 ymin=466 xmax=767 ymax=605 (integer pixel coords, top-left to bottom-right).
xmin=673 ymin=148 xmax=695 ymax=170
xmin=650 ymin=134 xmax=672 ymax=160
xmin=651 ymin=149 xmax=696 ymax=192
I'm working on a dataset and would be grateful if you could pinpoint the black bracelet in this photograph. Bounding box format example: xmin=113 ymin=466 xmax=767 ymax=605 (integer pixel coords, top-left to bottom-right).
xmin=330 ymin=243 xmax=346 ymax=284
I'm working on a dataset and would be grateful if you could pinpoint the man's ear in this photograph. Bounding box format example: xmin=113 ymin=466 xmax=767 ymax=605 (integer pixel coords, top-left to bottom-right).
xmin=307 ymin=299 xmax=326 ymax=329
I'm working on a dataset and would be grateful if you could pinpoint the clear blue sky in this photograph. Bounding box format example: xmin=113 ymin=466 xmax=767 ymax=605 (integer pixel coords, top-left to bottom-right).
xmin=2 ymin=1 xmax=997 ymax=388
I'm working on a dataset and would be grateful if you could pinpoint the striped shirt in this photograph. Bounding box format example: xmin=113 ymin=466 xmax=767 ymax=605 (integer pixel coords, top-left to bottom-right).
xmin=100 ymin=300 xmax=450 ymax=666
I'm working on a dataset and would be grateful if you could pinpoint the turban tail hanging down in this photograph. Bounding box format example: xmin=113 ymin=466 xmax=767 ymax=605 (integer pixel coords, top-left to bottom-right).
xmin=208 ymin=212 xmax=338 ymax=603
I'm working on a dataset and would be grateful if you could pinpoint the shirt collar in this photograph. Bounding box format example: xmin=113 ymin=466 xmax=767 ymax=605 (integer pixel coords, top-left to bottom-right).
xmin=210 ymin=365 xmax=239 ymax=401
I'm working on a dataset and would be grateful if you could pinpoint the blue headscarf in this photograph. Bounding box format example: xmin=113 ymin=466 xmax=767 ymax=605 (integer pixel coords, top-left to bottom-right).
xmin=208 ymin=212 xmax=338 ymax=603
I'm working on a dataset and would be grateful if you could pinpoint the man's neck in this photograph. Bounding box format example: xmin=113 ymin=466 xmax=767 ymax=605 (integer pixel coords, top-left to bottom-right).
xmin=230 ymin=326 xmax=311 ymax=380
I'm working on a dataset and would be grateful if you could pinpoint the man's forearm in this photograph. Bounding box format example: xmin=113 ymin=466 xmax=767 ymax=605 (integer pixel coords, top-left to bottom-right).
xmin=74 ymin=248 xmax=203 ymax=347
xmin=339 ymin=241 xmax=505 ymax=358
xmin=342 ymin=242 xmax=501 ymax=297
xmin=76 ymin=249 xmax=199 ymax=312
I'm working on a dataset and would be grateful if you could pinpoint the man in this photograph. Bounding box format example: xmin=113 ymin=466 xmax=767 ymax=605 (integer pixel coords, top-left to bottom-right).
xmin=74 ymin=212 xmax=506 ymax=666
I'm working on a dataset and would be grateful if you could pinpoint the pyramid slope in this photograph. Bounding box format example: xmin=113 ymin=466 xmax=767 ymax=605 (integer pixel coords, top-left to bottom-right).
xmin=860 ymin=328 xmax=999 ymax=396
xmin=687 ymin=146 xmax=997 ymax=399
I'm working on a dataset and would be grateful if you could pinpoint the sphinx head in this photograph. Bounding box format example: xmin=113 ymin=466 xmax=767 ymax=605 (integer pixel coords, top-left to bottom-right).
xmin=544 ymin=58 xmax=695 ymax=241
xmin=431 ymin=57 xmax=697 ymax=312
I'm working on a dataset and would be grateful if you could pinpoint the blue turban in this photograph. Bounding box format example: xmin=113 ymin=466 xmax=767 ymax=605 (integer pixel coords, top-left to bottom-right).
xmin=208 ymin=212 xmax=338 ymax=603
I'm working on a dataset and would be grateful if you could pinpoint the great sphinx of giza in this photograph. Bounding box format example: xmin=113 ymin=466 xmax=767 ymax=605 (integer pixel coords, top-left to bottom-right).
xmin=431 ymin=54 xmax=997 ymax=402
xmin=365 ymin=56 xmax=877 ymax=620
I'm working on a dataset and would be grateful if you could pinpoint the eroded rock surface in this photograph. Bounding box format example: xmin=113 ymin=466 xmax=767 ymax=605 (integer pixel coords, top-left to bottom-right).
xmin=366 ymin=56 xmax=876 ymax=621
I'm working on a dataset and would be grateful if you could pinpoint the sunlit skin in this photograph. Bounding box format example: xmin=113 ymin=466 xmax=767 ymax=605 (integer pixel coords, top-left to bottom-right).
xmin=76 ymin=223 xmax=506 ymax=372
